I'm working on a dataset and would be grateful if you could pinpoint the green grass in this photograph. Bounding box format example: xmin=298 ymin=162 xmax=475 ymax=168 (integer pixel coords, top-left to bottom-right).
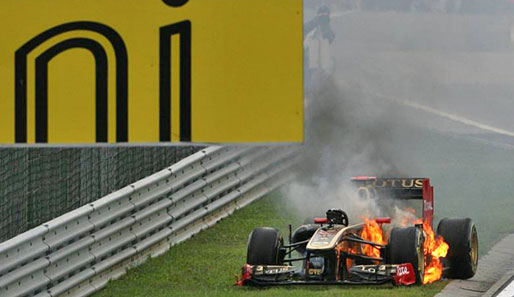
xmin=93 ymin=194 xmax=446 ymax=297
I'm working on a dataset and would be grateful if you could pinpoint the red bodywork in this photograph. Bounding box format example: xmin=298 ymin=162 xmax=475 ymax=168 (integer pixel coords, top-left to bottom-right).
xmin=393 ymin=263 xmax=416 ymax=286
xmin=314 ymin=218 xmax=329 ymax=224
xmin=236 ymin=264 xmax=253 ymax=286
xmin=422 ymin=179 xmax=434 ymax=229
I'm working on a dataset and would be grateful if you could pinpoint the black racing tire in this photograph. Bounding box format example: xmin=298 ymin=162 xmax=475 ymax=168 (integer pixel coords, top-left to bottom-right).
xmin=388 ymin=226 xmax=425 ymax=284
xmin=292 ymin=224 xmax=319 ymax=254
xmin=437 ymin=218 xmax=478 ymax=279
xmin=247 ymin=227 xmax=284 ymax=265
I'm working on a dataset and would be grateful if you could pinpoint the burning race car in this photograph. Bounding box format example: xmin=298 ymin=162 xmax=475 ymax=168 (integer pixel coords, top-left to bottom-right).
xmin=237 ymin=177 xmax=478 ymax=286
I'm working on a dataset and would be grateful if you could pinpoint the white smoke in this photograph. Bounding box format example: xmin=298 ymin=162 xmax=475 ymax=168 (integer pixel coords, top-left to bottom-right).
xmin=283 ymin=78 xmax=410 ymax=224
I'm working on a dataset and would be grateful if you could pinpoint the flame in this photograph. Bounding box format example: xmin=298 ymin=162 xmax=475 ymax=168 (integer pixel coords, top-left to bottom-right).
xmin=399 ymin=214 xmax=450 ymax=284
xmin=399 ymin=207 xmax=418 ymax=226
xmin=405 ymin=207 xmax=417 ymax=214
xmin=356 ymin=213 xmax=450 ymax=285
xmin=421 ymin=220 xmax=449 ymax=284
xmin=346 ymin=245 xmax=357 ymax=269
xmin=336 ymin=241 xmax=357 ymax=270
xmin=360 ymin=219 xmax=386 ymax=259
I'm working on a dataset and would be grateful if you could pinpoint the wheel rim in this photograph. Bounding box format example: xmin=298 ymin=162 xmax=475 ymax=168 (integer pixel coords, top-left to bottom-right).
xmin=417 ymin=230 xmax=425 ymax=281
xmin=470 ymin=226 xmax=478 ymax=273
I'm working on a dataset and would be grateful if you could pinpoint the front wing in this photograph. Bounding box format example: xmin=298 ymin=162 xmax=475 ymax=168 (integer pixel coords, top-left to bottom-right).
xmin=237 ymin=263 xmax=416 ymax=286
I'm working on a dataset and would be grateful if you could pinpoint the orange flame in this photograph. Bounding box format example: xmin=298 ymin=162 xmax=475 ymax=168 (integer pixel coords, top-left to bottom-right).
xmin=346 ymin=244 xmax=357 ymax=269
xmin=360 ymin=213 xmax=450 ymax=285
xmin=400 ymin=215 xmax=450 ymax=284
xmin=360 ymin=219 xmax=386 ymax=260
xmin=336 ymin=241 xmax=357 ymax=270
xmin=399 ymin=207 xmax=418 ymax=226
xmin=421 ymin=221 xmax=449 ymax=284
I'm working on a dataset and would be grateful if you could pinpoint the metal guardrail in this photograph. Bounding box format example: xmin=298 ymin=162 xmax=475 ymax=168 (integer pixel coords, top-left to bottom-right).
xmin=0 ymin=146 xmax=298 ymax=297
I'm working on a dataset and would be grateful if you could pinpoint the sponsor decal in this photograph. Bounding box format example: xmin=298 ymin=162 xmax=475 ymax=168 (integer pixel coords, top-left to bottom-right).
xmin=0 ymin=0 xmax=302 ymax=144
xmin=372 ymin=178 xmax=424 ymax=189
xmin=311 ymin=241 xmax=329 ymax=246
xmin=393 ymin=263 xmax=416 ymax=286
xmin=397 ymin=265 xmax=410 ymax=276
xmin=358 ymin=265 xmax=388 ymax=275
xmin=423 ymin=200 xmax=433 ymax=211
xmin=260 ymin=266 xmax=290 ymax=275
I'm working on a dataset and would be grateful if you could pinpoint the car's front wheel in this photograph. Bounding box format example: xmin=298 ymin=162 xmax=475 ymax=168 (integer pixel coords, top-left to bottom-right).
xmin=247 ymin=227 xmax=284 ymax=265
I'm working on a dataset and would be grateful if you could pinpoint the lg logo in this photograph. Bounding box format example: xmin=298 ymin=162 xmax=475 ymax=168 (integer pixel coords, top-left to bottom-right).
xmin=15 ymin=0 xmax=191 ymax=143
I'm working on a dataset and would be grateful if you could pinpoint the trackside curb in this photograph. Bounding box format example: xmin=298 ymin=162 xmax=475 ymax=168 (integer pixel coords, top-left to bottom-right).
xmin=483 ymin=270 xmax=514 ymax=297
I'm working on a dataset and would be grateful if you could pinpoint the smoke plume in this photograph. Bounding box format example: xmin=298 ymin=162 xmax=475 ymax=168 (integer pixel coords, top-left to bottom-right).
xmin=287 ymin=0 xmax=514 ymax=224
xmin=284 ymin=76 xmax=411 ymax=223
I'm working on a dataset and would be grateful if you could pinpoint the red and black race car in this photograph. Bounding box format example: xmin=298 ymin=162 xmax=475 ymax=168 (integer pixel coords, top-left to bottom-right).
xmin=237 ymin=177 xmax=478 ymax=286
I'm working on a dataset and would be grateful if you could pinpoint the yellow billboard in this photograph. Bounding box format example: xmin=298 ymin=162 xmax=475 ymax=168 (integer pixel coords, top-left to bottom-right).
xmin=0 ymin=0 xmax=303 ymax=144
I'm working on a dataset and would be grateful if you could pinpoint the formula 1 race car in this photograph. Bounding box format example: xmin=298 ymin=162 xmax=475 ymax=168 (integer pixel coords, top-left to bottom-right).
xmin=237 ymin=177 xmax=478 ymax=286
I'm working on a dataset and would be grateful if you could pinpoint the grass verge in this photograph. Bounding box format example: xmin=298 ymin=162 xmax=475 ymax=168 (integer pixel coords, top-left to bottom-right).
xmin=93 ymin=193 xmax=446 ymax=297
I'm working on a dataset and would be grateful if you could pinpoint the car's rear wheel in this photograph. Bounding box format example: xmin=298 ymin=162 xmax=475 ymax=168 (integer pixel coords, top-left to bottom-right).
xmin=437 ymin=218 xmax=478 ymax=279
xmin=247 ymin=227 xmax=284 ymax=265
xmin=388 ymin=226 xmax=425 ymax=284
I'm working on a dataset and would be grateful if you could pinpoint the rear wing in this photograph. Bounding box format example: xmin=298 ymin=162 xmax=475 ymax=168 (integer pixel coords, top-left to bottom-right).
xmin=351 ymin=177 xmax=434 ymax=228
